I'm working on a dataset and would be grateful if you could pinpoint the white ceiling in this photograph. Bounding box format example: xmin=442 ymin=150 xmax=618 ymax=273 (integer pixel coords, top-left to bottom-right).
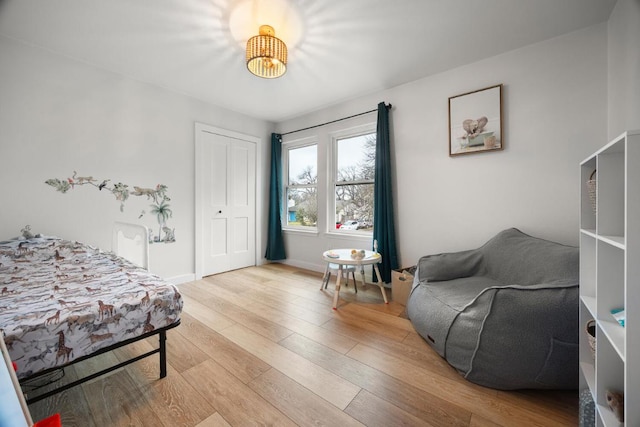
xmin=0 ymin=0 xmax=617 ymax=122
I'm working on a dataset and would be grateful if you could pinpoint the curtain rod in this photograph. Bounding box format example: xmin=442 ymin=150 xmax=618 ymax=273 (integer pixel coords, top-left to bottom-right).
xmin=281 ymin=103 xmax=392 ymax=136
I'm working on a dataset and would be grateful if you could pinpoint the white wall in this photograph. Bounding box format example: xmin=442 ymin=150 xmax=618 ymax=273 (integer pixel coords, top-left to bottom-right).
xmin=608 ymin=0 xmax=640 ymax=138
xmin=0 ymin=36 xmax=273 ymax=282
xmin=1 ymin=16 xmax=622 ymax=281
xmin=276 ymin=23 xmax=609 ymax=274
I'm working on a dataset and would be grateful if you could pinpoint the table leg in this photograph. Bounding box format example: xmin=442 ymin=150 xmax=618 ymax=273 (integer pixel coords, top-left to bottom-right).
xmin=332 ymin=265 xmax=343 ymax=310
xmin=357 ymin=265 xmax=367 ymax=292
xmin=373 ymin=264 xmax=389 ymax=304
xmin=320 ymin=263 xmax=330 ymax=290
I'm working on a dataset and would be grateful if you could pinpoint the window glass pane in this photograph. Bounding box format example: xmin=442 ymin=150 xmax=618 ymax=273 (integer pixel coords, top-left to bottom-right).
xmin=288 ymin=145 xmax=317 ymax=185
xmin=335 ymin=183 xmax=374 ymax=231
xmin=337 ymin=134 xmax=375 ymax=182
xmin=334 ymin=132 xmax=375 ymax=232
xmin=287 ymin=187 xmax=317 ymax=228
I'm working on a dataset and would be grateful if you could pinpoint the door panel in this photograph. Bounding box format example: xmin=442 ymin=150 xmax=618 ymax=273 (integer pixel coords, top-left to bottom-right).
xmin=233 ymin=146 xmax=249 ymax=206
xmin=197 ymin=127 xmax=256 ymax=277
xmin=234 ymin=217 xmax=249 ymax=252
xmin=210 ymin=218 xmax=227 ymax=256
xmin=210 ymin=145 xmax=227 ymax=206
xmin=229 ymin=142 xmax=255 ymax=270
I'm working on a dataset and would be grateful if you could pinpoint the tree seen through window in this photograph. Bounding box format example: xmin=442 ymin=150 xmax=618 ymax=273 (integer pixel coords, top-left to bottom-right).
xmin=335 ymin=133 xmax=375 ymax=231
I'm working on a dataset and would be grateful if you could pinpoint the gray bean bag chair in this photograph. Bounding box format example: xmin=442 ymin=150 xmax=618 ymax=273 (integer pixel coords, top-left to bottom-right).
xmin=406 ymin=228 xmax=578 ymax=390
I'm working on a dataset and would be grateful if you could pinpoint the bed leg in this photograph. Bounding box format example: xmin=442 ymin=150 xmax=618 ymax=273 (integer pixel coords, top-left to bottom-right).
xmin=159 ymin=330 xmax=167 ymax=378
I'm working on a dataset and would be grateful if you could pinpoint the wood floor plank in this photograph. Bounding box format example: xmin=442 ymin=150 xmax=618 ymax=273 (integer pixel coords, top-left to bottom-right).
xmin=193 ymin=290 xmax=295 ymax=343
xmin=27 ymin=366 xmax=96 ymax=427
xmin=345 ymin=389 xmax=435 ymax=427
xmin=240 ymin=286 xmax=335 ymax=326
xmin=249 ymin=368 xmax=366 ymax=427
xmin=280 ymin=333 xmax=471 ymax=427
xmin=325 ymin=315 xmax=460 ymax=386
xmin=111 ymin=339 xmax=216 ymax=427
xmin=347 ymin=343 xmax=573 ymax=427
xmin=470 ymin=414 xmax=504 ymax=427
xmin=255 ymin=274 xmax=341 ymax=307
xmin=496 ymin=389 xmax=578 ymax=425
xmin=330 ymin=308 xmax=410 ymax=342
xmin=81 ymin=369 xmax=164 ymax=427
xmin=71 ymin=350 xmax=122 ymax=381
xmin=340 ymin=302 xmax=415 ymax=332
xmin=177 ymin=292 xmax=236 ymax=332
xmin=202 ymin=272 xmax=257 ymax=295
xmin=239 ymin=285 xmax=303 ymax=306
xmin=160 ymin=328 xmax=211 ymax=374
xmin=403 ymin=329 xmax=432 ymax=348
xmin=287 ymin=290 xmax=347 ymax=315
xmin=195 ymin=412 xmax=232 ymax=427
xmin=372 ymin=299 xmax=407 ymax=317
xmin=360 ymin=328 xmax=464 ymax=382
xmin=141 ymin=371 xmax=215 ymax=427
xmin=113 ymin=336 xmax=162 ymax=384
xmin=218 ymin=323 xmax=362 ymax=410
xmin=242 ymin=299 xmax=358 ymax=354
xmin=175 ymin=312 xmax=271 ymax=384
xmin=322 ymin=317 xmax=406 ymax=348
xmin=207 ymin=284 xmax=358 ymax=350
xmin=182 ymin=359 xmax=297 ymax=427
xmin=226 ymin=265 xmax=291 ymax=286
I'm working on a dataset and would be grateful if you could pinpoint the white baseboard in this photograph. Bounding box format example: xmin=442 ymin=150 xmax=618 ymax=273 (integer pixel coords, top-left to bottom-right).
xmin=280 ymin=259 xmax=326 ymax=273
xmin=166 ymin=273 xmax=196 ymax=285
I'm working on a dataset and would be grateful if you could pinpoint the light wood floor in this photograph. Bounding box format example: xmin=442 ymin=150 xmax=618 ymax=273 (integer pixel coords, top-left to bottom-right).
xmin=28 ymin=264 xmax=578 ymax=426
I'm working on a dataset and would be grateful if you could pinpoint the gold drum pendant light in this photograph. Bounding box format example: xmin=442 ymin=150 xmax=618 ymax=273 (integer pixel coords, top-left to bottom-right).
xmin=246 ymin=25 xmax=287 ymax=79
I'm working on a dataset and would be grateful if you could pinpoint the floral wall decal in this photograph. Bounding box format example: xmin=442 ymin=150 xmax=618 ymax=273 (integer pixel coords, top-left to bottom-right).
xmin=45 ymin=171 xmax=175 ymax=243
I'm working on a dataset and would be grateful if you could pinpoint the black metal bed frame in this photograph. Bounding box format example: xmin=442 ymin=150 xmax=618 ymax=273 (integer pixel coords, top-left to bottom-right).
xmin=21 ymin=320 xmax=181 ymax=405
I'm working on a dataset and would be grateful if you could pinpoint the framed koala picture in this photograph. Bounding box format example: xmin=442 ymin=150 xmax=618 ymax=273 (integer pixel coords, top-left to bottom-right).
xmin=449 ymin=84 xmax=503 ymax=156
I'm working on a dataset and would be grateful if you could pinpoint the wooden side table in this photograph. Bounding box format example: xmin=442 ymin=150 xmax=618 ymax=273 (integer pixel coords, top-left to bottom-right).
xmin=321 ymin=249 xmax=389 ymax=310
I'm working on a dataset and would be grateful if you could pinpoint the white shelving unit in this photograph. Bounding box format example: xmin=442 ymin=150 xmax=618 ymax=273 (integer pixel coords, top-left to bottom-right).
xmin=579 ymin=130 xmax=640 ymax=426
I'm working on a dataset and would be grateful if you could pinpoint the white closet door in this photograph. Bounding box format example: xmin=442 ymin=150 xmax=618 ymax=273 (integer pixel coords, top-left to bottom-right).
xmin=196 ymin=125 xmax=257 ymax=277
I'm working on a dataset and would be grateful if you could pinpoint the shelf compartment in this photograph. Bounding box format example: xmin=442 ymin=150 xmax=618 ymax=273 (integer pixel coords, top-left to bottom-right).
xmin=580 ymin=299 xmax=596 ymax=396
xmin=580 ymin=362 xmax=595 ymax=392
xmin=580 ymin=157 xmax=597 ymax=231
xmin=596 ymin=145 xmax=625 ymax=239
xmin=597 ymin=234 xmax=625 ymax=250
xmin=597 ymin=403 xmax=623 ymax=427
xmin=581 ymin=296 xmax=596 ymax=318
xmin=580 ymin=233 xmax=597 ymax=298
xmin=596 ymin=241 xmax=624 ymax=322
xmin=580 ymin=300 xmax=597 ymax=383
xmin=598 ymin=319 xmax=625 ymax=361
xmin=595 ymin=334 xmax=624 ymax=426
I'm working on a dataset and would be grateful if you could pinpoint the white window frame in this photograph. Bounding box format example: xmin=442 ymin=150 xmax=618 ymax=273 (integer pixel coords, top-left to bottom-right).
xmin=328 ymin=123 xmax=376 ymax=236
xmin=282 ymin=137 xmax=318 ymax=232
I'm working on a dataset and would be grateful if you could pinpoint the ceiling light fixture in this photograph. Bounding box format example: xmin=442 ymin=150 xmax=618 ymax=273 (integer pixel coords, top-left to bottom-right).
xmin=246 ymin=25 xmax=287 ymax=79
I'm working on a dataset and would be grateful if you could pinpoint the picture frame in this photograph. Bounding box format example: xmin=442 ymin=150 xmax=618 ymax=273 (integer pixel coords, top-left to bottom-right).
xmin=449 ymin=84 xmax=503 ymax=156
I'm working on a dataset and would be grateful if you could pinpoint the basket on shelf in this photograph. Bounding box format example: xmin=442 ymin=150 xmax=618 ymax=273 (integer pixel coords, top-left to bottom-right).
xmin=586 ymin=319 xmax=596 ymax=359
xmin=587 ymin=170 xmax=597 ymax=213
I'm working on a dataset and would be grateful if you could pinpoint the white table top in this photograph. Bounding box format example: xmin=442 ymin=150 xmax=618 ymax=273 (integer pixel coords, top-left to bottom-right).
xmin=322 ymin=249 xmax=381 ymax=265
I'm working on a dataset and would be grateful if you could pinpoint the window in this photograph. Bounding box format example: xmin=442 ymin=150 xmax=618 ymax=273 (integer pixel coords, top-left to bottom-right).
xmin=284 ymin=142 xmax=317 ymax=229
xmin=333 ymin=130 xmax=376 ymax=233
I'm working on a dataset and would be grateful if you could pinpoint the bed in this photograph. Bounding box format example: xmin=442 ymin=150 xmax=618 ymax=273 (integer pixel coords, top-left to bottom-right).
xmin=0 ymin=224 xmax=183 ymax=403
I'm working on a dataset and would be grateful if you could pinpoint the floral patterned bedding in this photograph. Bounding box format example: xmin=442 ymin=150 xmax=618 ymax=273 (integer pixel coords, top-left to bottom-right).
xmin=0 ymin=236 xmax=183 ymax=379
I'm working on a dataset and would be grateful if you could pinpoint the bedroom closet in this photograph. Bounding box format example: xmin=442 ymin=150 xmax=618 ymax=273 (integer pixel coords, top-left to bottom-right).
xmin=195 ymin=123 xmax=258 ymax=278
